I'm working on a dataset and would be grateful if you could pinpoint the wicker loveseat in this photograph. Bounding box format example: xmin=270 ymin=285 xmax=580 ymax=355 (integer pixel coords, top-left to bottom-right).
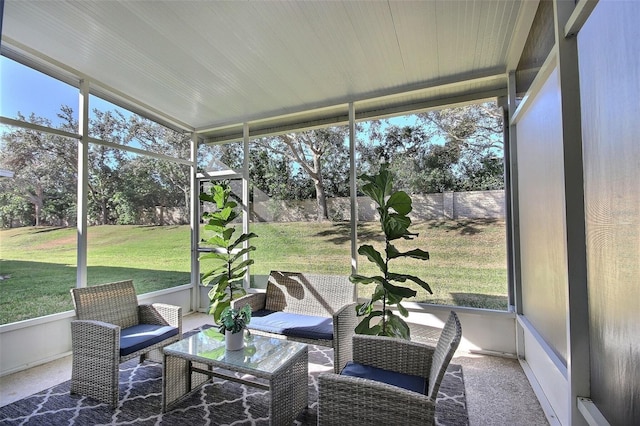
xmin=70 ymin=280 xmax=182 ymax=406
xmin=231 ymin=270 xmax=357 ymax=373
xmin=317 ymin=311 xmax=462 ymax=425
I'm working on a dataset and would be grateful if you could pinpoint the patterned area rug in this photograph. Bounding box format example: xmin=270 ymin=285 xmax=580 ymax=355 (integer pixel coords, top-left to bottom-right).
xmin=0 ymin=327 xmax=468 ymax=425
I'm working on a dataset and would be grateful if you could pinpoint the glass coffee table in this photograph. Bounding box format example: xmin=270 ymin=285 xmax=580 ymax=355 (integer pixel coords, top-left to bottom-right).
xmin=162 ymin=328 xmax=308 ymax=425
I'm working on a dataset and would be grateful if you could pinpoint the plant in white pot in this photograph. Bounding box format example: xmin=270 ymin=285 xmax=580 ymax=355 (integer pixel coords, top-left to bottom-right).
xmin=218 ymin=305 xmax=252 ymax=350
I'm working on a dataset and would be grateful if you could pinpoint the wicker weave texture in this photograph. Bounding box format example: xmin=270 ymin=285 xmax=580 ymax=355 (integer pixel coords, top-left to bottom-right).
xmin=427 ymin=311 xmax=462 ymax=399
xmin=264 ymin=271 xmax=354 ymax=316
xmin=70 ymin=280 xmax=182 ymax=407
xmin=317 ymin=311 xmax=462 ymax=426
xmin=71 ymin=280 xmax=139 ymax=329
xmin=232 ymin=271 xmax=358 ymax=373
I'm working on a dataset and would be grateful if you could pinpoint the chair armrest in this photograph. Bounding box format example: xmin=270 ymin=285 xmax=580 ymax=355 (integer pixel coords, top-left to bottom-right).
xmin=318 ymin=373 xmax=435 ymax=424
xmin=70 ymin=319 xmax=120 ymax=355
xmin=352 ymin=334 xmax=435 ymax=378
xmin=232 ymin=292 xmax=267 ymax=312
xmin=138 ymin=304 xmax=183 ymax=334
xmin=332 ymin=302 xmax=358 ymax=373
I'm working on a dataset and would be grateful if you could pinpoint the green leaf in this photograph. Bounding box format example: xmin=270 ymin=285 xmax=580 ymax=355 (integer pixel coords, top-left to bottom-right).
xmin=209 ymin=299 xmax=230 ymax=322
xmin=382 ymin=213 xmax=411 ymax=240
xmin=212 ymin=184 xmax=229 ymax=209
xmin=229 ymin=259 xmax=255 ymax=275
xmin=224 ymin=200 xmax=238 ymax=210
xmin=396 ymin=302 xmax=409 ymax=317
xmin=360 ymin=182 xmax=385 ymax=208
xmin=388 ymin=273 xmax=432 ymax=294
xmin=386 ymin=245 xmax=430 ymax=261
xmin=229 ymin=246 xmax=256 ymax=264
xmin=355 ymin=300 xmax=374 ymax=316
xmin=383 ymin=313 xmax=411 ymax=339
xmin=386 ymin=191 xmax=412 ymax=215
xmin=229 ymin=232 xmax=258 ymax=251
xmin=349 ymin=274 xmax=383 ymax=285
xmin=357 ymin=245 xmax=386 ymax=273
xmin=203 ymin=220 xmax=226 ymax=231
xmin=381 ymin=279 xmax=417 ymax=298
xmin=201 ymin=266 xmax=227 ymax=283
xmin=385 ymin=289 xmax=405 ymax=305
xmin=355 ymin=311 xmax=384 ymax=335
xmin=202 ymin=235 xmax=229 ymax=248
xmin=222 ymin=227 xmax=235 ymax=242
xmin=369 ymin=284 xmax=387 ymax=303
xmin=198 ymin=252 xmax=228 ymax=262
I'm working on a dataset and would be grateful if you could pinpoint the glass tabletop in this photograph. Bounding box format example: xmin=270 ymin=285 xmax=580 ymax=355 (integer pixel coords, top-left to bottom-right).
xmin=164 ymin=328 xmax=307 ymax=374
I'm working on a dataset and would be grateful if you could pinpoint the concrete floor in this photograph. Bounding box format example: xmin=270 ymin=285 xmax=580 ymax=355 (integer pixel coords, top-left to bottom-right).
xmin=0 ymin=312 xmax=549 ymax=425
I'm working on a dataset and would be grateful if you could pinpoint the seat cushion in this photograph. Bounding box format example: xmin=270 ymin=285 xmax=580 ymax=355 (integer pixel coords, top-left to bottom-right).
xmin=249 ymin=310 xmax=333 ymax=340
xmin=120 ymin=324 xmax=179 ymax=357
xmin=340 ymin=361 xmax=427 ymax=394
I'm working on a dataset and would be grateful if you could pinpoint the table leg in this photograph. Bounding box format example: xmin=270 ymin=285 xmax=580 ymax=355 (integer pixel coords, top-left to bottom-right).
xmin=269 ymin=347 xmax=309 ymax=425
xmin=162 ymin=353 xmax=190 ymax=412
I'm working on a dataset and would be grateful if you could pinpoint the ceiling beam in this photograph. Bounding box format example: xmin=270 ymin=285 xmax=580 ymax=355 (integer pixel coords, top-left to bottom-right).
xmin=199 ymin=69 xmax=506 ymax=143
xmin=202 ymin=87 xmax=505 ymax=145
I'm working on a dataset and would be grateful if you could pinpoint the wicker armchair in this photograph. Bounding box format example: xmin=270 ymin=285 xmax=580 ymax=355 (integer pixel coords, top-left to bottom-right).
xmin=317 ymin=311 xmax=462 ymax=425
xmin=70 ymin=280 xmax=182 ymax=406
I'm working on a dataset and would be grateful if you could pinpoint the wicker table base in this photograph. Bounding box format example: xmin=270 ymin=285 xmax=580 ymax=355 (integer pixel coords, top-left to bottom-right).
xmin=163 ymin=330 xmax=308 ymax=425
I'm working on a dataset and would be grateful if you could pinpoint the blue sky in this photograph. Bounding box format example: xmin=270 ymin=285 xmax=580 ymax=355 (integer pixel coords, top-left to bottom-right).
xmin=1 ymin=56 xmax=77 ymax=124
xmin=1 ymin=56 xmax=129 ymax=127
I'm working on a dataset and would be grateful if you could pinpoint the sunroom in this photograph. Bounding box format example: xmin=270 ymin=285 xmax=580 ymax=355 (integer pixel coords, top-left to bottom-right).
xmin=0 ymin=1 xmax=638 ymax=425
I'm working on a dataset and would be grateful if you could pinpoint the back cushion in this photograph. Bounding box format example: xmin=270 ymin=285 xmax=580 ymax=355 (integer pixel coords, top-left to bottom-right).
xmin=264 ymin=271 xmax=355 ymax=317
xmin=72 ymin=280 xmax=139 ymax=329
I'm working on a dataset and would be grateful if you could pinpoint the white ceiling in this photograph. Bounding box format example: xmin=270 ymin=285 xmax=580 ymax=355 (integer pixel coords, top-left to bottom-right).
xmin=1 ymin=0 xmax=535 ymax=142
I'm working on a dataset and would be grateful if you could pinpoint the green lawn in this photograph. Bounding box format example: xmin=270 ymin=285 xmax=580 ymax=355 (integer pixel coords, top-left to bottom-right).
xmin=0 ymin=219 xmax=508 ymax=324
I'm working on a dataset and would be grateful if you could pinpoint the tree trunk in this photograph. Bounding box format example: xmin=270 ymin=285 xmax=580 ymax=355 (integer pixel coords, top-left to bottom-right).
xmin=34 ymin=201 xmax=41 ymax=227
xmin=102 ymin=198 xmax=108 ymax=225
xmin=33 ymin=187 xmax=44 ymax=226
xmin=312 ymin=155 xmax=329 ymax=221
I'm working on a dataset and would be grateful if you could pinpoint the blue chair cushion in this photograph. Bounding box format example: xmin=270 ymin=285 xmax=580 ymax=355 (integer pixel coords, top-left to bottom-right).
xmin=249 ymin=310 xmax=333 ymax=340
xmin=120 ymin=324 xmax=179 ymax=357
xmin=340 ymin=361 xmax=427 ymax=394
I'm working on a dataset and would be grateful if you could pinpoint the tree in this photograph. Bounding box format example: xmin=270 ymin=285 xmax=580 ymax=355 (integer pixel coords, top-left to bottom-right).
xmin=358 ymin=101 xmax=504 ymax=194
xmin=254 ymin=126 xmax=350 ymax=221
xmin=417 ymin=102 xmax=504 ymax=191
xmin=0 ymin=111 xmax=77 ymax=226
xmin=127 ymin=116 xmax=191 ymax=224
xmin=87 ymin=109 xmax=129 ymax=225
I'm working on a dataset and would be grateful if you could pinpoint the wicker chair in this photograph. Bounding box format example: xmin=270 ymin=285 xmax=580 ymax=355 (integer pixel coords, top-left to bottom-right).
xmin=317 ymin=311 xmax=462 ymax=425
xmin=231 ymin=270 xmax=358 ymax=373
xmin=70 ymin=280 xmax=182 ymax=406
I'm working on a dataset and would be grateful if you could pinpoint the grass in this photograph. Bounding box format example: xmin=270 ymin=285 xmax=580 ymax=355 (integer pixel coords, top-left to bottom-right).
xmin=0 ymin=219 xmax=507 ymax=324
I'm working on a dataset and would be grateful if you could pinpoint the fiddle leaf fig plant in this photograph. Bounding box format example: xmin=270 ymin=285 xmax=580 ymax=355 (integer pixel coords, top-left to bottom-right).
xmin=350 ymin=167 xmax=432 ymax=339
xmin=200 ymin=181 xmax=258 ymax=324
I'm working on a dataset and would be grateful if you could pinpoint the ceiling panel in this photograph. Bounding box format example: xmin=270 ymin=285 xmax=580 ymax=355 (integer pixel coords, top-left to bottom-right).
xmin=2 ymin=0 xmax=528 ymax=137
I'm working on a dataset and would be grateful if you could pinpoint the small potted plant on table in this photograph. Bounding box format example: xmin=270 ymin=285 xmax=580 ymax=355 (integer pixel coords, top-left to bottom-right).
xmin=218 ymin=305 xmax=252 ymax=350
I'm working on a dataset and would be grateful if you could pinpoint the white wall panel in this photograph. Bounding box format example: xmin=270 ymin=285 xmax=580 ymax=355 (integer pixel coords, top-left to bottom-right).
xmin=578 ymin=1 xmax=640 ymax=424
xmin=516 ymin=67 xmax=568 ymax=363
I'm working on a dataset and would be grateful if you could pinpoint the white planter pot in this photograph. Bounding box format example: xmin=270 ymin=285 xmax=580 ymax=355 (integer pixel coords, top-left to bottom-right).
xmin=225 ymin=329 xmax=244 ymax=351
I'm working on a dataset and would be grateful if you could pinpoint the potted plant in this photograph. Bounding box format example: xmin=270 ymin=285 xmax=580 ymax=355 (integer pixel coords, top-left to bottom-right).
xmin=350 ymin=166 xmax=432 ymax=339
xmin=218 ymin=305 xmax=252 ymax=350
xmin=199 ymin=181 xmax=258 ymax=338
